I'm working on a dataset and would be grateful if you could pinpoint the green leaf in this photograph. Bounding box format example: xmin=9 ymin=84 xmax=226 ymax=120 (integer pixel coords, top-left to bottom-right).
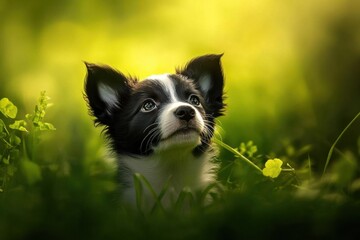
xmin=0 ymin=119 xmax=7 ymax=138
xmin=329 ymin=152 xmax=357 ymax=188
xmin=175 ymin=187 xmax=193 ymax=211
xmin=37 ymin=122 xmax=56 ymax=131
xmin=0 ymin=119 xmax=4 ymax=132
xmin=9 ymin=120 xmax=28 ymax=132
xmin=28 ymin=91 xmax=55 ymax=128
xmin=239 ymin=141 xmax=258 ymax=157
xmin=133 ymin=173 xmax=144 ymax=211
xmin=10 ymin=149 xmax=20 ymax=159
xmin=3 ymin=156 xmax=10 ymax=165
xmin=213 ymin=138 xmax=263 ymax=174
xmin=25 ymin=113 xmax=33 ymax=121
xmin=20 ymin=159 xmax=42 ymax=185
xmin=0 ymin=98 xmax=18 ymax=119
xmin=263 ymin=158 xmax=283 ymax=178
xmin=9 ymin=133 xmax=21 ymax=146
xmin=7 ymin=164 xmax=17 ymax=176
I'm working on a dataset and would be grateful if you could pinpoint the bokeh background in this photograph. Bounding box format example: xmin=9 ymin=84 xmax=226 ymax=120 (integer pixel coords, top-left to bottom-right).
xmin=1 ymin=0 xmax=359 ymax=172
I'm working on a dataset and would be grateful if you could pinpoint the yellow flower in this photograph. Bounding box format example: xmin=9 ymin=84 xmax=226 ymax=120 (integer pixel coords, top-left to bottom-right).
xmin=262 ymin=158 xmax=283 ymax=178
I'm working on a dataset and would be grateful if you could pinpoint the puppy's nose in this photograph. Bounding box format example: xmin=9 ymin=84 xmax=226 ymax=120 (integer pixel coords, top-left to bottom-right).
xmin=174 ymin=106 xmax=195 ymax=122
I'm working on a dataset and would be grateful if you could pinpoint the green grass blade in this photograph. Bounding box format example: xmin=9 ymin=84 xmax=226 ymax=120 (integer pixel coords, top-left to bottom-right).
xmin=133 ymin=173 xmax=144 ymax=211
xmin=322 ymin=111 xmax=360 ymax=178
xmin=174 ymin=187 xmax=194 ymax=211
xmin=199 ymin=182 xmax=220 ymax=205
xmin=213 ymin=138 xmax=263 ymax=174
xmin=308 ymin=155 xmax=312 ymax=179
xmin=137 ymin=174 xmax=166 ymax=213
xmin=150 ymin=176 xmax=171 ymax=214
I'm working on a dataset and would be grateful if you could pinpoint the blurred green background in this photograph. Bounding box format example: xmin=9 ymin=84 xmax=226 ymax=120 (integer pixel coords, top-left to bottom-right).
xmin=1 ymin=0 xmax=359 ymax=171
xmin=1 ymin=1 xmax=360 ymax=239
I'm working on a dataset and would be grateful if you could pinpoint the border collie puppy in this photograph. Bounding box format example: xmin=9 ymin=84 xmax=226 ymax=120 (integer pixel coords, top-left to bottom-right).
xmin=84 ymin=54 xmax=225 ymax=206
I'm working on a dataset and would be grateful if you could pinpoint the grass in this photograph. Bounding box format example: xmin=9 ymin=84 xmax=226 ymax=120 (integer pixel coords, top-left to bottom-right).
xmin=322 ymin=111 xmax=360 ymax=178
xmin=0 ymin=93 xmax=360 ymax=239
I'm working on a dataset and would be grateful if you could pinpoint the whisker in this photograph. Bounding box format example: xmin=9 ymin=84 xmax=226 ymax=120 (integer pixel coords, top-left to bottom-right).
xmin=202 ymin=120 xmax=223 ymax=142
xmin=202 ymin=119 xmax=224 ymax=138
xmin=141 ymin=131 xmax=158 ymax=154
xmin=143 ymin=121 xmax=159 ymax=133
xmin=140 ymin=124 xmax=160 ymax=151
xmin=146 ymin=131 xmax=161 ymax=151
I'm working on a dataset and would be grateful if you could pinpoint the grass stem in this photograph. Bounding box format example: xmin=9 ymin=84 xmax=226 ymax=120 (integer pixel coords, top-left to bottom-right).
xmin=213 ymin=138 xmax=263 ymax=174
xmin=322 ymin=111 xmax=360 ymax=178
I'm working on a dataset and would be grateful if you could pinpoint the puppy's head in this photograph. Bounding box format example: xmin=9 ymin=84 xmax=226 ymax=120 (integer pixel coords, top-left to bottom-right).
xmin=84 ymin=54 xmax=225 ymax=156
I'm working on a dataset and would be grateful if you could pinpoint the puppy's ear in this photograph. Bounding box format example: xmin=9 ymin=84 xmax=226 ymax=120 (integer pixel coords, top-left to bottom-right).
xmin=84 ymin=63 xmax=134 ymax=125
xmin=179 ymin=54 xmax=225 ymax=117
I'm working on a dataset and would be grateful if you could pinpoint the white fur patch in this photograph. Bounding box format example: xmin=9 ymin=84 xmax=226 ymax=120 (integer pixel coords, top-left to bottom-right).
xmin=147 ymin=74 xmax=178 ymax=102
xmin=159 ymin=102 xmax=204 ymax=140
xmin=98 ymin=83 xmax=119 ymax=110
xmin=198 ymin=74 xmax=212 ymax=93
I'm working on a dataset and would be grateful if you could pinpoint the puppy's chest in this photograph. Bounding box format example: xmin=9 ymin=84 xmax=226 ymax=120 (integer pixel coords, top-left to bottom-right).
xmin=119 ymin=151 xmax=216 ymax=204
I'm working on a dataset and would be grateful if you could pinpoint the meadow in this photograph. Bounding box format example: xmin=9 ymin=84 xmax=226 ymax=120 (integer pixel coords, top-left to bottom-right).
xmin=1 ymin=0 xmax=360 ymax=239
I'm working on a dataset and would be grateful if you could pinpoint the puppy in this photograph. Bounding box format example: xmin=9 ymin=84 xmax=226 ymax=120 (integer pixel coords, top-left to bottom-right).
xmin=84 ymin=54 xmax=225 ymax=206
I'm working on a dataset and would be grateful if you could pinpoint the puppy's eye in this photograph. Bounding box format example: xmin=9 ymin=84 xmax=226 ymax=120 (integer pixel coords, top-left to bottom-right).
xmin=141 ymin=99 xmax=157 ymax=112
xmin=188 ymin=94 xmax=201 ymax=106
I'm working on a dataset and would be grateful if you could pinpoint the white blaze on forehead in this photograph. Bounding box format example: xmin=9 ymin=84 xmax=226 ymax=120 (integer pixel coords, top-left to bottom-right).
xmin=146 ymin=74 xmax=178 ymax=102
xmin=98 ymin=83 xmax=119 ymax=109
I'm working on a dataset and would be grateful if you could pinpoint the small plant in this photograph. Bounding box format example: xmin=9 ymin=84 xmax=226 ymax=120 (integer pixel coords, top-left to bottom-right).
xmin=215 ymin=111 xmax=360 ymax=198
xmin=214 ymin=138 xmax=294 ymax=179
xmin=0 ymin=91 xmax=55 ymax=192
xmin=239 ymin=140 xmax=258 ymax=158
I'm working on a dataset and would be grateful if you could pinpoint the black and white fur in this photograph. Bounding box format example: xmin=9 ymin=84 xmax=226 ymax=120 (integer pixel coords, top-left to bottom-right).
xmin=84 ymin=54 xmax=225 ymax=205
